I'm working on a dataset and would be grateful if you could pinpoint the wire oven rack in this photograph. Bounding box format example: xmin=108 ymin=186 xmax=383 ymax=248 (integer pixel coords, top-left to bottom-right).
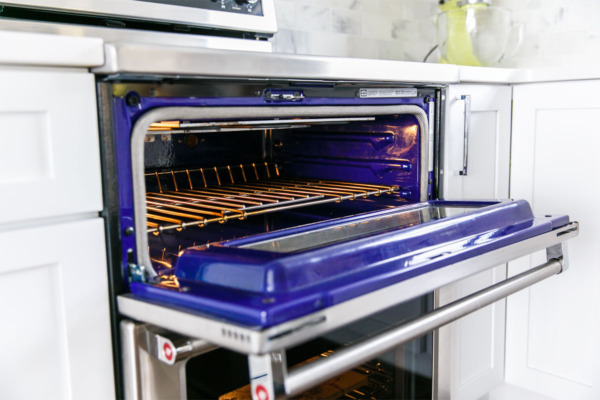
xmin=145 ymin=163 xmax=399 ymax=234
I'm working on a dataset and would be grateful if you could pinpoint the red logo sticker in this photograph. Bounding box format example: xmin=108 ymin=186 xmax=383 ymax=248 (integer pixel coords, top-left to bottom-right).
xmin=255 ymin=384 xmax=269 ymax=400
xmin=163 ymin=342 xmax=174 ymax=362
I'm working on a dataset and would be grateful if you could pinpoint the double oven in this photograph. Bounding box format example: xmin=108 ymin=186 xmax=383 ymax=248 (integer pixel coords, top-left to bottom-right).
xmin=0 ymin=1 xmax=579 ymax=399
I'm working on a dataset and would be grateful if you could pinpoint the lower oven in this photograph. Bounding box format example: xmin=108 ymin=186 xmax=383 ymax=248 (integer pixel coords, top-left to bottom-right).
xmin=96 ymin=78 xmax=577 ymax=400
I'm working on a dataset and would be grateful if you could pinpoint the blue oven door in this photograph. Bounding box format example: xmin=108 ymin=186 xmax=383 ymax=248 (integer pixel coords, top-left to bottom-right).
xmin=127 ymin=199 xmax=574 ymax=328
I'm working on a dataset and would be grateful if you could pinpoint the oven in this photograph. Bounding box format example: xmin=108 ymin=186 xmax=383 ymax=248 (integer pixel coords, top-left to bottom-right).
xmin=94 ymin=75 xmax=577 ymax=400
xmin=0 ymin=1 xmax=579 ymax=399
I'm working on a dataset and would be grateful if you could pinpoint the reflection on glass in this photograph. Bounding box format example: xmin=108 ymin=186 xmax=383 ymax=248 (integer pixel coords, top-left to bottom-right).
xmin=239 ymin=205 xmax=476 ymax=253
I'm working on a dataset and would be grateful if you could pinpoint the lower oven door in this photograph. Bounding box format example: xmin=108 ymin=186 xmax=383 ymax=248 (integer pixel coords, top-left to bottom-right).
xmin=117 ymin=199 xmax=577 ymax=400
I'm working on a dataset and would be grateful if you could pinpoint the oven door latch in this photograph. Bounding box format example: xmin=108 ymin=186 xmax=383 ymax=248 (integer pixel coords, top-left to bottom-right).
xmin=264 ymin=89 xmax=305 ymax=102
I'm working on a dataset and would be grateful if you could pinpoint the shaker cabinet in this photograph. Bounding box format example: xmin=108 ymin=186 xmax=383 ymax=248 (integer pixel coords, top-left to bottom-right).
xmin=0 ymin=67 xmax=115 ymax=400
xmin=504 ymin=80 xmax=600 ymax=399
xmin=0 ymin=219 xmax=114 ymax=400
xmin=437 ymin=84 xmax=513 ymax=400
xmin=0 ymin=68 xmax=103 ymax=225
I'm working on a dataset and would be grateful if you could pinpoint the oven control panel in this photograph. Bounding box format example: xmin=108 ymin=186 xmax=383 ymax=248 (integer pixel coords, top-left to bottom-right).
xmin=137 ymin=0 xmax=263 ymax=16
xmin=0 ymin=0 xmax=276 ymax=34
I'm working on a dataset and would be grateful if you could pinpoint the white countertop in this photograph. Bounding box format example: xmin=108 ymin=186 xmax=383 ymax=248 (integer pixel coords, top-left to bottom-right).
xmin=1 ymin=26 xmax=600 ymax=84
xmin=0 ymin=30 xmax=104 ymax=68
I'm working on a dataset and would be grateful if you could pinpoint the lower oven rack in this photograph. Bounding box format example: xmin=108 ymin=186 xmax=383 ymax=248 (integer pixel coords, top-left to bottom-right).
xmin=145 ymin=163 xmax=400 ymax=233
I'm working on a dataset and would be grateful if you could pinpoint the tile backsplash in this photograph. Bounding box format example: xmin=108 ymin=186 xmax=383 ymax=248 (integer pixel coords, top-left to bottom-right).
xmin=271 ymin=0 xmax=600 ymax=68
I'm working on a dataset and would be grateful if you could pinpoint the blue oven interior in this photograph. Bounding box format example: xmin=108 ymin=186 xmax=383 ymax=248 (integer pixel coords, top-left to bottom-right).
xmin=111 ymin=83 xmax=433 ymax=301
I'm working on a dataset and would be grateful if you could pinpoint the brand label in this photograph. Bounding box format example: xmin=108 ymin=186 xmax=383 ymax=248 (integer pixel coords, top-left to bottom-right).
xmin=359 ymin=88 xmax=418 ymax=98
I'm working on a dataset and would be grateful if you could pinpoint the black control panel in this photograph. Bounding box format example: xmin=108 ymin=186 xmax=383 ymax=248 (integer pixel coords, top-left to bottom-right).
xmin=137 ymin=0 xmax=263 ymax=16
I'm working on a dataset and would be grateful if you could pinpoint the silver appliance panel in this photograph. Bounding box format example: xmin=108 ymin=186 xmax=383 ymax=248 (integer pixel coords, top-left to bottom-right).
xmin=0 ymin=0 xmax=277 ymax=34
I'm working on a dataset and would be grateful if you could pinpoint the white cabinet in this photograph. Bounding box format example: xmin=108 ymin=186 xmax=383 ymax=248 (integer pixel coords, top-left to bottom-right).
xmin=0 ymin=67 xmax=114 ymax=399
xmin=441 ymin=84 xmax=512 ymax=200
xmin=505 ymin=80 xmax=600 ymax=399
xmin=437 ymin=84 xmax=513 ymax=400
xmin=0 ymin=68 xmax=103 ymax=225
xmin=0 ymin=219 xmax=114 ymax=400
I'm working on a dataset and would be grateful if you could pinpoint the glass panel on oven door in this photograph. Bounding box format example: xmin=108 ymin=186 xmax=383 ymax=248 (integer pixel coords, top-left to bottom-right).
xmin=183 ymin=296 xmax=433 ymax=400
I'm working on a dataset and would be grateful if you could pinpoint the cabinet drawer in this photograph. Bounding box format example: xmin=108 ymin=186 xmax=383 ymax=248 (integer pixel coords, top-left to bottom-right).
xmin=0 ymin=69 xmax=102 ymax=225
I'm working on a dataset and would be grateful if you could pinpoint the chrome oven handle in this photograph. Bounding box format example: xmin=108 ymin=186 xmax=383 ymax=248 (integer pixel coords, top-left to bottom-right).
xmin=457 ymin=94 xmax=471 ymax=176
xmin=285 ymin=257 xmax=564 ymax=397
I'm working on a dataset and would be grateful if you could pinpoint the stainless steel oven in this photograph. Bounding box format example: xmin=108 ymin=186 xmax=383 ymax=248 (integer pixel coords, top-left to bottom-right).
xmin=95 ymin=73 xmax=577 ymax=399
xmin=0 ymin=1 xmax=579 ymax=399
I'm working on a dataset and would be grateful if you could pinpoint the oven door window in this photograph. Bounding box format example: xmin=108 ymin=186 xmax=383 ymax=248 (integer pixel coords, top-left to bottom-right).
xmin=184 ymin=296 xmax=433 ymax=400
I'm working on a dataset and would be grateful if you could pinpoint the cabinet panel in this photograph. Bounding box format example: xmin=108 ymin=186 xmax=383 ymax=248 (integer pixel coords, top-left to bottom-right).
xmin=507 ymin=80 xmax=600 ymax=399
xmin=437 ymin=84 xmax=512 ymax=400
xmin=0 ymin=218 xmax=115 ymax=400
xmin=442 ymin=85 xmax=512 ymax=200
xmin=0 ymin=69 xmax=103 ymax=225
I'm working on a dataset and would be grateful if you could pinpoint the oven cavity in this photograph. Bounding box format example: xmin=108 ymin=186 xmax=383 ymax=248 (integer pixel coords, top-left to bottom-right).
xmin=140 ymin=112 xmax=424 ymax=281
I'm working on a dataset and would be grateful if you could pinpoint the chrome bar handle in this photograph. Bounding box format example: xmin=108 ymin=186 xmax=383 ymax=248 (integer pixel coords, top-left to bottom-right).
xmin=457 ymin=94 xmax=471 ymax=176
xmin=285 ymin=258 xmax=563 ymax=397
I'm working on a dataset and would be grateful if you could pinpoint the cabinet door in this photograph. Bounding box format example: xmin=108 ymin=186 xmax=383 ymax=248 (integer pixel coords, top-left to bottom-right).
xmin=0 ymin=218 xmax=115 ymax=400
xmin=507 ymin=80 xmax=600 ymax=399
xmin=437 ymin=84 xmax=512 ymax=400
xmin=0 ymin=68 xmax=103 ymax=225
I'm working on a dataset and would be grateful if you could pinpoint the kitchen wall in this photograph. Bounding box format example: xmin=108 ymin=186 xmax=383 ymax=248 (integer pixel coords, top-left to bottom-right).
xmin=272 ymin=0 xmax=600 ymax=68
xmin=272 ymin=0 xmax=438 ymax=63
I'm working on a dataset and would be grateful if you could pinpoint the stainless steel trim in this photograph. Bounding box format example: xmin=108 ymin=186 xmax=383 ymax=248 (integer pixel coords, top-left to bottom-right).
xmin=121 ymin=320 xmax=143 ymax=400
xmin=130 ymin=105 xmax=429 ymax=275
xmin=94 ymin=42 xmax=460 ymax=82
xmin=117 ymin=222 xmax=578 ymax=355
xmin=285 ymin=258 xmax=563 ymax=397
xmin=428 ymin=97 xmax=435 ymax=174
xmin=457 ymin=94 xmax=471 ymax=176
xmin=0 ymin=19 xmax=272 ymax=53
xmin=120 ymin=321 xmax=218 ymax=400
xmin=249 ymin=351 xmax=288 ymax=400
xmin=1 ymin=0 xmax=278 ymax=34
xmin=141 ymin=325 xmax=217 ymax=363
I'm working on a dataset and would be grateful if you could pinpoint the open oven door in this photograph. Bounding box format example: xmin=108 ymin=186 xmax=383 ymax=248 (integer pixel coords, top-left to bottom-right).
xmin=117 ymin=198 xmax=577 ymax=398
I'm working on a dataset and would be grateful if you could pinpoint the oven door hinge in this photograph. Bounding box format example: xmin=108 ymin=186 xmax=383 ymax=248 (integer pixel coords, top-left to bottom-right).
xmin=129 ymin=263 xmax=148 ymax=283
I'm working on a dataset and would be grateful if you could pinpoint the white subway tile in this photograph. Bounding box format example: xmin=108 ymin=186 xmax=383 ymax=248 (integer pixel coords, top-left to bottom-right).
xmin=271 ymin=29 xmax=298 ymax=54
xmin=332 ymin=8 xmax=363 ymax=35
xmin=274 ymin=0 xmax=296 ymax=30
xmin=346 ymin=36 xmax=380 ymax=58
xmin=363 ymin=12 xmax=393 ymax=40
xmin=296 ymin=4 xmax=332 ymax=32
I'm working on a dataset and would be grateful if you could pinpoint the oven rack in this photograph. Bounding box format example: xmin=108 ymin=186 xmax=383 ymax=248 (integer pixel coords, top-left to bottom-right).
xmin=148 ymin=116 xmax=376 ymax=134
xmin=145 ymin=163 xmax=399 ymax=233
